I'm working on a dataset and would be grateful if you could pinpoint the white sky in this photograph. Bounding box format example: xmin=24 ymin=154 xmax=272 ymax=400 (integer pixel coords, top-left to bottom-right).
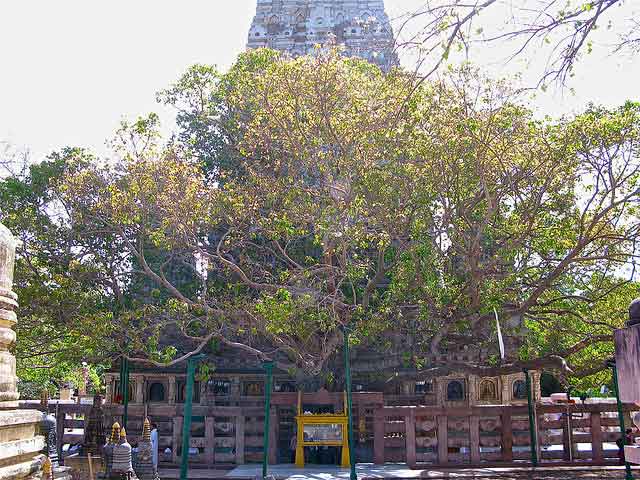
xmin=1 ymin=1 xmax=638 ymax=160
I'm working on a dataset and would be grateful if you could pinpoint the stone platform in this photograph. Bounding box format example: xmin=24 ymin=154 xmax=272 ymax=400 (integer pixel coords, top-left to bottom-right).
xmin=0 ymin=410 xmax=45 ymax=480
xmin=625 ymin=445 xmax=640 ymax=464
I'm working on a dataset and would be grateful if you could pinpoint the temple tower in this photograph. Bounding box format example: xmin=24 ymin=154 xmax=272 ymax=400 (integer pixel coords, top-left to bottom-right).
xmin=247 ymin=0 xmax=398 ymax=70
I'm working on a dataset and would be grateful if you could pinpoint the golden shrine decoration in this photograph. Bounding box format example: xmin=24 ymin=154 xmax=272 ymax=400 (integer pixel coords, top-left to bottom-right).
xmin=294 ymin=391 xmax=350 ymax=468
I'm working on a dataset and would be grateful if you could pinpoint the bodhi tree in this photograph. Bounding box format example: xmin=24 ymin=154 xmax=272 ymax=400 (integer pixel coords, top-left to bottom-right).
xmin=59 ymin=49 xmax=640 ymax=385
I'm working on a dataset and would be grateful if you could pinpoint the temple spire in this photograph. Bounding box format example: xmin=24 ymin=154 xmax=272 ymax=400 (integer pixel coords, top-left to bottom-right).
xmin=247 ymin=0 xmax=398 ymax=70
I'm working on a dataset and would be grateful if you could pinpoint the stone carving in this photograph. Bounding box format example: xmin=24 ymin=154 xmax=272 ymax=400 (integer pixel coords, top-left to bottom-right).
xmin=84 ymin=395 xmax=106 ymax=456
xmin=419 ymin=419 xmax=436 ymax=432
xmin=478 ymin=379 xmax=498 ymax=402
xmin=103 ymin=422 xmax=121 ymax=479
xmin=134 ymin=418 xmax=159 ymax=480
xmin=41 ymin=412 xmax=59 ymax=467
xmin=112 ymin=427 xmax=137 ymax=479
xmin=479 ymin=419 xmax=500 ymax=432
xmin=247 ymin=0 xmax=398 ymax=70
xmin=40 ymin=388 xmax=49 ymax=409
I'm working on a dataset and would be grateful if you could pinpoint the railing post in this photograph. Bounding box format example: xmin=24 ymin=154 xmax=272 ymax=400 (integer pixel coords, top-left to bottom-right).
xmin=524 ymin=369 xmax=538 ymax=466
xmin=269 ymin=407 xmax=278 ymax=464
xmin=469 ymin=415 xmax=481 ymax=464
xmin=591 ymin=412 xmax=604 ymax=463
xmin=405 ymin=410 xmax=416 ymax=467
xmin=262 ymin=361 xmax=274 ymax=479
xmin=561 ymin=405 xmax=572 ymax=462
xmin=437 ymin=415 xmax=448 ymax=465
xmin=172 ymin=417 xmax=181 ymax=464
xmin=56 ymin=404 xmax=64 ymax=465
xmin=373 ymin=409 xmax=384 ymax=465
xmin=205 ymin=416 xmax=215 ymax=466
xmin=501 ymin=408 xmax=513 ymax=462
xmin=235 ymin=414 xmax=245 ymax=465
xmin=122 ymin=358 xmax=130 ymax=430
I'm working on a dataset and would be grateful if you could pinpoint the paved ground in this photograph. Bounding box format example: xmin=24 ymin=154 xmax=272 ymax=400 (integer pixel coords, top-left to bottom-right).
xmin=219 ymin=464 xmax=640 ymax=480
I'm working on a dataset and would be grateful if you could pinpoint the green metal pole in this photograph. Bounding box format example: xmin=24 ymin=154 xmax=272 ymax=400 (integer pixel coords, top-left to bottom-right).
xmin=343 ymin=326 xmax=357 ymax=480
xmin=262 ymin=361 xmax=274 ymax=479
xmin=524 ymin=369 xmax=538 ymax=467
xmin=122 ymin=358 xmax=129 ymax=430
xmin=612 ymin=363 xmax=634 ymax=480
xmin=118 ymin=360 xmax=124 ymax=400
xmin=180 ymin=354 xmax=206 ymax=480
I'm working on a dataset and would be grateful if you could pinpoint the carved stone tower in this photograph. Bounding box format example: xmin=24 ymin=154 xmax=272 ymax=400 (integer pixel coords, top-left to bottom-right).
xmin=247 ymin=0 xmax=398 ymax=70
xmin=0 ymin=223 xmax=45 ymax=479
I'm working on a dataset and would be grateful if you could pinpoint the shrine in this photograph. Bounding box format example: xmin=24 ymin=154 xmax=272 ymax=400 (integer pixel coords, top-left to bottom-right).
xmin=294 ymin=391 xmax=350 ymax=468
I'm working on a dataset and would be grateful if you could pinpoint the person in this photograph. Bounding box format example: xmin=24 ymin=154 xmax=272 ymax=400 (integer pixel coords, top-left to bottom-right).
xmin=616 ymin=428 xmax=634 ymax=464
xmin=150 ymin=423 xmax=159 ymax=469
xmin=289 ymin=433 xmax=297 ymax=464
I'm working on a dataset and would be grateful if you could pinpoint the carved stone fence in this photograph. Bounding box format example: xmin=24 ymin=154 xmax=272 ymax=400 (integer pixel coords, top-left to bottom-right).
xmin=374 ymin=403 xmax=640 ymax=467
xmin=20 ymin=399 xmax=639 ymax=468
xmin=18 ymin=401 xmax=92 ymax=460
xmin=105 ymin=403 xmax=267 ymax=466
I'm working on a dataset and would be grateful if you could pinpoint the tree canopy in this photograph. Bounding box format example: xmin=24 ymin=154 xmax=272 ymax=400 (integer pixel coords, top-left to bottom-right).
xmin=0 ymin=150 xmax=114 ymax=394
xmin=34 ymin=49 xmax=638 ymax=388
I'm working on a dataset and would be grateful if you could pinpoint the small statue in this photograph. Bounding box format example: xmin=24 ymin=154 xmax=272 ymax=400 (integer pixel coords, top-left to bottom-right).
xmin=84 ymin=395 xmax=105 ymax=456
xmin=40 ymin=389 xmax=49 ymax=410
xmin=102 ymin=422 xmax=121 ymax=479
xmin=134 ymin=418 xmax=159 ymax=480
xmin=42 ymin=457 xmax=53 ymax=480
xmin=40 ymin=412 xmax=59 ymax=467
xmin=112 ymin=427 xmax=137 ymax=479
xmin=628 ymin=298 xmax=640 ymax=327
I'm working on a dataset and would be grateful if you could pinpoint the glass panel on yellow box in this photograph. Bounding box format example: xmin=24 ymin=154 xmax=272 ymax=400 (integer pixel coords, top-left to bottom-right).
xmin=303 ymin=424 xmax=343 ymax=443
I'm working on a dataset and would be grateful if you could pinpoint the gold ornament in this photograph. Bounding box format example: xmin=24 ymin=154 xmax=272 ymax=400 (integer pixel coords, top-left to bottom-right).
xmin=142 ymin=418 xmax=151 ymax=442
xmin=110 ymin=422 xmax=121 ymax=444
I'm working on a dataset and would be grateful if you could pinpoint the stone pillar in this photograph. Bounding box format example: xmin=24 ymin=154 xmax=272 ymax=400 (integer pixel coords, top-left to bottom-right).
xmin=135 ymin=376 xmax=145 ymax=404
xmin=468 ymin=375 xmax=478 ymax=406
xmin=401 ymin=381 xmax=412 ymax=395
xmin=501 ymin=376 xmax=511 ymax=404
xmin=230 ymin=376 xmax=241 ymax=398
xmin=168 ymin=376 xmax=176 ymax=405
xmin=105 ymin=375 xmax=113 ymax=404
xmin=0 ymin=223 xmax=47 ymax=479
xmin=199 ymin=381 xmax=206 ymax=405
xmin=79 ymin=362 xmax=88 ymax=397
xmin=533 ymin=371 xmax=542 ymax=402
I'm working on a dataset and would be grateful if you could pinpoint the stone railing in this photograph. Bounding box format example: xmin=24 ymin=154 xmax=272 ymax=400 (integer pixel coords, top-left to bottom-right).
xmin=373 ymin=402 xmax=640 ymax=467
